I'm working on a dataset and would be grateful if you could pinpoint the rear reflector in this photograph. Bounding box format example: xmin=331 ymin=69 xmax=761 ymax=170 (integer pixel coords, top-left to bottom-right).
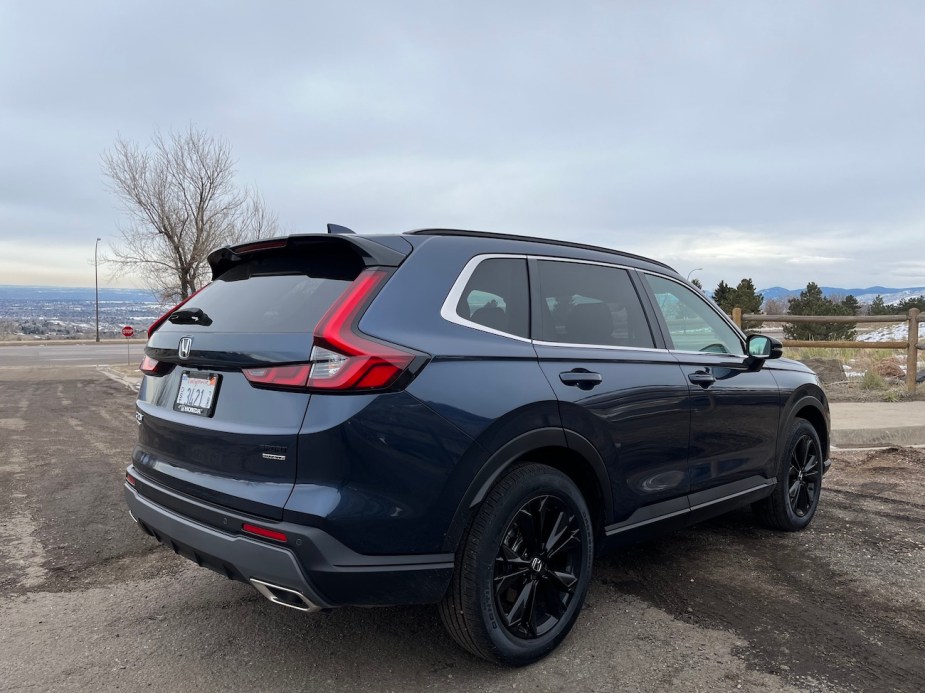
xmin=241 ymin=523 xmax=288 ymax=542
xmin=125 ymin=471 xmax=136 ymax=486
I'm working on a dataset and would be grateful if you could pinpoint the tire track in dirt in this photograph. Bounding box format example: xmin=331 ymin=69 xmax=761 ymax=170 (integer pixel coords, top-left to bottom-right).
xmin=598 ymin=497 xmax=925 ymax=692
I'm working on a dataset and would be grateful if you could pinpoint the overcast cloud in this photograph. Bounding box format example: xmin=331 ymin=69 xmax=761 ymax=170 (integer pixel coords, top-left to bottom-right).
xmin=1 ymin=0 xmax=923 ymax=292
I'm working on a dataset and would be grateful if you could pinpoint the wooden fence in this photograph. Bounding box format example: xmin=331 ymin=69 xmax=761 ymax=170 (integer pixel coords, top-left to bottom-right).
xmin=731 ymin=307 xmax=922 ymax=395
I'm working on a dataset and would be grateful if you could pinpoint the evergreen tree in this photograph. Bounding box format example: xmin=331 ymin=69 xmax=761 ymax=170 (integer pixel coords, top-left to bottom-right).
xmin=734 ymin=278 xmax=764 ymax=330
xmin=869 ymin=295 xmax=888 ymax=315
xmin=896 ymin=295 xmax=925 ymax=313
xmin=784 ymin=282 xmax=856 ymax=341
xmin=712 ymin=281 xmax=734 ymax=312
xmin=712 ymin=279 xmax=763 ymax=330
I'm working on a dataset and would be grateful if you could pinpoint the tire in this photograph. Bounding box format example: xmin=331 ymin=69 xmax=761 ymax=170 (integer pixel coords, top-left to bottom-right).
xmin=753 ymin=418 xmax=823 ymax=531
xmin=438 ymin=463 xmax=594 ymax=666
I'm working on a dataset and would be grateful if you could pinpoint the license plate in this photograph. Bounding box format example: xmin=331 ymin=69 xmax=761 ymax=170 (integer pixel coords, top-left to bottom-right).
xmin=174 ymin=372 xmax=221 ymax=417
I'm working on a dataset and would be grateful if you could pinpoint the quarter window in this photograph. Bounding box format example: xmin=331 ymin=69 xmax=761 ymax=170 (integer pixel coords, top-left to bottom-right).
xmin=534 ymin=261 xmax=654 ymax=348
xmin=455 ymin=258 xmax=530 ymax=339
xmin=643 ymin=274 xmax=742 ymax=354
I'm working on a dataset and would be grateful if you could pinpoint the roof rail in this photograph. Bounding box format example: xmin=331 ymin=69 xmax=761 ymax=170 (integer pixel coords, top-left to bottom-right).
xmin=404 ymin=228 xmax=675 ymax=272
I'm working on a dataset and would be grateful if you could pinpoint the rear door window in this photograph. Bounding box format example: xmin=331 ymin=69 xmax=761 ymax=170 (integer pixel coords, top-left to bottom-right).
xmin=454 ymin=258 xmax=530 ymax=339
xmin=533 ymin=260 xmax=654 ymax=348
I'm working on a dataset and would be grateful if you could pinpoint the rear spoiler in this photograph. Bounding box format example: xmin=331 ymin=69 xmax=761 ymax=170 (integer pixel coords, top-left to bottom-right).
xmin=207 ymin=233 xmax=413 ymax=279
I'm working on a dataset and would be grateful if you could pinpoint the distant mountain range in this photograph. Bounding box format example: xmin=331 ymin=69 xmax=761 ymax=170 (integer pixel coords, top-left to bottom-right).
xmin=759 ymin=286 xmax=925 ymax=305
xmin=0 ymin=285 xmax=158 ymax=302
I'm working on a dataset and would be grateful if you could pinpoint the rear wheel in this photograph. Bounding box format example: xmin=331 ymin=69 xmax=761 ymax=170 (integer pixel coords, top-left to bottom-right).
xmin=439 ymin=463 xmax=593 ymax=665
xmin=753 ymin=419 xmax=823 ymax=531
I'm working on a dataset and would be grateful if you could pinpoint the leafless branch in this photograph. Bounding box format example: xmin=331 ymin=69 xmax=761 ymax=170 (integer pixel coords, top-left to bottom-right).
xmin=101 ymin=126 xmax=279 ymax=303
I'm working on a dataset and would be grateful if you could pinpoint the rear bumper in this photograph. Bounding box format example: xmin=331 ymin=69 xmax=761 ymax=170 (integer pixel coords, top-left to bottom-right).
xmin=124 ymin=467 xmax=454 ymax=608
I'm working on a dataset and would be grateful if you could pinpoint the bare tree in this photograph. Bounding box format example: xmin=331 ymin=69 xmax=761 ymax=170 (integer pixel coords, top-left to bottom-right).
xmin=102 ymin=127 xmax=278 ymax=302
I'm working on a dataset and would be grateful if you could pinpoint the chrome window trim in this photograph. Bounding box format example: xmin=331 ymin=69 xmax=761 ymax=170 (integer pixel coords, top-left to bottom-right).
xmin=441 ymin=253 xmax=671 ymax=352
xmin=638 ymin=270 xmax=748 ymax=358
xmin=440 ymin=254 xmax=533 ymax=343
xmin=532 ymin=340 xmax=666 ymax=354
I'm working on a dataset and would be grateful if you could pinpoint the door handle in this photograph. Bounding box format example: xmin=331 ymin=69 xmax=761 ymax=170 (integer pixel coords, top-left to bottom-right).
xmin=688 ymin=371 xmax=716 ymax=388
xmin=559 ymin=370 xmax=603 ymax=390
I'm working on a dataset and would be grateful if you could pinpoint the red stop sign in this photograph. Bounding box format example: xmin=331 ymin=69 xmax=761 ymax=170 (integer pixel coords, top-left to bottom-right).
xmin=121 ymin=325 xmax=135 ymax=338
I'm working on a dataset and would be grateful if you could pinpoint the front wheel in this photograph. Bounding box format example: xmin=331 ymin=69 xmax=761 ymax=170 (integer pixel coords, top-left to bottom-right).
xmin=438 ymin=463 xmax=593 ymax=665
xmin=753 ymin=419 xmax=823 ymax=531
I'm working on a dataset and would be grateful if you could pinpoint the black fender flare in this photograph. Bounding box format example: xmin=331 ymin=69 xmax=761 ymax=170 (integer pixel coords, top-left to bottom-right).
xmin=780 ymin=394 xmax=830 ymax=460
xmin=442 ymin=427 xmax=613 ymax=553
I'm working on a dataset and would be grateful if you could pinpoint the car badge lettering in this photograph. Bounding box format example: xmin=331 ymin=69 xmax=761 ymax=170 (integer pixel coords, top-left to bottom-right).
xmin=178 ymin=336 xmax=193 ymax=360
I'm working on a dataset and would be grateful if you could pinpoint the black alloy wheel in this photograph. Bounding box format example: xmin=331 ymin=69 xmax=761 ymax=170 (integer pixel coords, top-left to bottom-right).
xmin=493 ymin=495 xmax=583 ymax=640
xmin=752 ymin=418 xmax=824 ymax=531
xmin=788 ymin=432 xmax=821 ymax=518
xmin=439 ymin=463 xmax=593 ymax=665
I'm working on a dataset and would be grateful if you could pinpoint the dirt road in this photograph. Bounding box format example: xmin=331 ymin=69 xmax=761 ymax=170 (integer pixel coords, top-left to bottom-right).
xmin=1 ymin=366 xmax=923 ymax=692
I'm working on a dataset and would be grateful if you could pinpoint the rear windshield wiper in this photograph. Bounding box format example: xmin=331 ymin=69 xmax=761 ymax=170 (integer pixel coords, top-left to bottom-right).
xmin=168 ymin=307 xmax=213 ymax=326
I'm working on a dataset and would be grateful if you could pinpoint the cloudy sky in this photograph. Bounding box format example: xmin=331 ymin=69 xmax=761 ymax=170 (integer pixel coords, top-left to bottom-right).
xmin=1 ymin=1 xmax=923 ymax=292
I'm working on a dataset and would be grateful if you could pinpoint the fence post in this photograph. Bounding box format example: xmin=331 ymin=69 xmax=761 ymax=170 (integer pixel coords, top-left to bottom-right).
xmin=908 ymin=308 xmax=920 ymax=395
xmin=732 ymin=307 xmax=742 ymax=328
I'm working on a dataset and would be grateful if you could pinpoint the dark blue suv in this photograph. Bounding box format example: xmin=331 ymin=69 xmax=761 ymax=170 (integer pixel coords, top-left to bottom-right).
xmin=124 ymin=227 xmax=830 ymax=665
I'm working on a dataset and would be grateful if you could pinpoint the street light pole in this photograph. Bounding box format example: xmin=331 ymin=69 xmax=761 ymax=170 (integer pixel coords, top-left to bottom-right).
xmin=686 ymin=268 xmax=703 ymax=282
xmin=94 ymin=237 xmax=101 ymax=343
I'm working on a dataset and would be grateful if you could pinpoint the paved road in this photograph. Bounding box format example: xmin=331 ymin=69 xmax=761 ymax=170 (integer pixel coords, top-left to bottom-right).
xmin=1 ymin=367 xmax=923 ymax=692
xmin=0 ymin=341 xmax=146 ymax=367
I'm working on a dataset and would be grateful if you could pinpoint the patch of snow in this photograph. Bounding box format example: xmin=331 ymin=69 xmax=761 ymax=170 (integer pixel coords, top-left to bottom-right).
xmin=856 ymin=323 xmax=925 ymax=343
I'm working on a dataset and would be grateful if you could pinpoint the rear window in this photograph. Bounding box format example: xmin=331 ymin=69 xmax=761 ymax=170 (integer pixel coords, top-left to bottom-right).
xmin=455 ymin=258 xmax=530 ymax=339
xmin=161 ymin=251 xmax=360 ymax=334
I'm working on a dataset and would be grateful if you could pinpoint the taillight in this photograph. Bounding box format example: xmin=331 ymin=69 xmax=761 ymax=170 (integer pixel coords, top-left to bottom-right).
xmin=242 ymin=268 xmax=423 ymax=392
xmin=139 ymin=355 xmax=172 ymax=376
xmin=242 ymin=364 xmax=312 ymax=388
xmin=308 ymin=269 xmax=416 ymax=390
xmin=147 ymin=284 xmax=209 ymax=338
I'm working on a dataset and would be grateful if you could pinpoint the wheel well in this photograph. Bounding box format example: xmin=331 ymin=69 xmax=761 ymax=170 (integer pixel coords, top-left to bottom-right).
xmin=512 ymin=446 xmax=607 ymax=544
xmin=795 ymin=406 xmax=829 ymax=458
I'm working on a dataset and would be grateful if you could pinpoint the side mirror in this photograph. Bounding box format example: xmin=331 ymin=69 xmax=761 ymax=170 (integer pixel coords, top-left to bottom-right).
xmin=746 ymin=334 xmax=783 ymax=361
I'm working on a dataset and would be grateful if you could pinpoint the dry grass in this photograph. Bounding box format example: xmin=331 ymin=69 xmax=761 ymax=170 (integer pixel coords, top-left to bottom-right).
xmin=782 ymin=345 xmax=922 ymax=401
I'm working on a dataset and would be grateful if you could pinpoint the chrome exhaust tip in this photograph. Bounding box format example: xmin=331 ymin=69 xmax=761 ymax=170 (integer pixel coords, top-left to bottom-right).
xmin=250 ymin=578 xmax=321 ymax=613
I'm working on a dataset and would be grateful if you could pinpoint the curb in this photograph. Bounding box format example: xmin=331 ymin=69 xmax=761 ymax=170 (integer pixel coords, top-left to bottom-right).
xmin=831 ymin=426 xmax=925 ymax=448
xmin=97 ymin=365 xmax=142 ymax=392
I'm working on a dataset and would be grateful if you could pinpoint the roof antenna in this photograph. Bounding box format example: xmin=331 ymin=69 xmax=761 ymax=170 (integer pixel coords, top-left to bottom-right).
xmin=327 ymin=223 xmax=356 ymax=235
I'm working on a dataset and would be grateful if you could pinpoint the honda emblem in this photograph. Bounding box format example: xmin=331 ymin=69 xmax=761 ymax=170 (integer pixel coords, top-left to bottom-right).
xmin=178 ymin=336 xmax=193 ymax=360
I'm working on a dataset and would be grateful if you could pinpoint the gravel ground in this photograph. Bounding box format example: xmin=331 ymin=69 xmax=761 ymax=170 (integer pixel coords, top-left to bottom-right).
xmin=1 ymin=366 xmax=923 ymax=692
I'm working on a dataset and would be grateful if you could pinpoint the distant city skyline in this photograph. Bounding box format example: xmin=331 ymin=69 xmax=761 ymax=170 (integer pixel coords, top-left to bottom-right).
xmin=1 ymin=2 xmax=923 ymax=292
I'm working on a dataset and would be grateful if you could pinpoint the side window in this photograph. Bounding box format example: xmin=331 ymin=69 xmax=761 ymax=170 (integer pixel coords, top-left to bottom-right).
xmin=643 ymin=274 xmax=742 ymax=354
xmin=534 ymin=260 xmax=654 ymax=348
xmin=455 ymin=258 xmax=529 ymax=339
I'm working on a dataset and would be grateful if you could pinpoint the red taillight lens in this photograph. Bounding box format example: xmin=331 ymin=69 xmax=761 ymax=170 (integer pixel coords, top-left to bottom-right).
xmin=241 ymin=523 xmax=287 ymax=542
xmin=147 ymin=284 xmax=209 ymax=338
xmin=125 ymin=471 xmax=136 ymax=486
xmin=307 ymin=269 xmax=415 ymax=390
xmin=139 ymin=355 xmax=172 ymax=376
xmin=242 ymin=268 xmax=422 ymax=393
xmin=242 ymin=364 xmax=312 ymax=388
